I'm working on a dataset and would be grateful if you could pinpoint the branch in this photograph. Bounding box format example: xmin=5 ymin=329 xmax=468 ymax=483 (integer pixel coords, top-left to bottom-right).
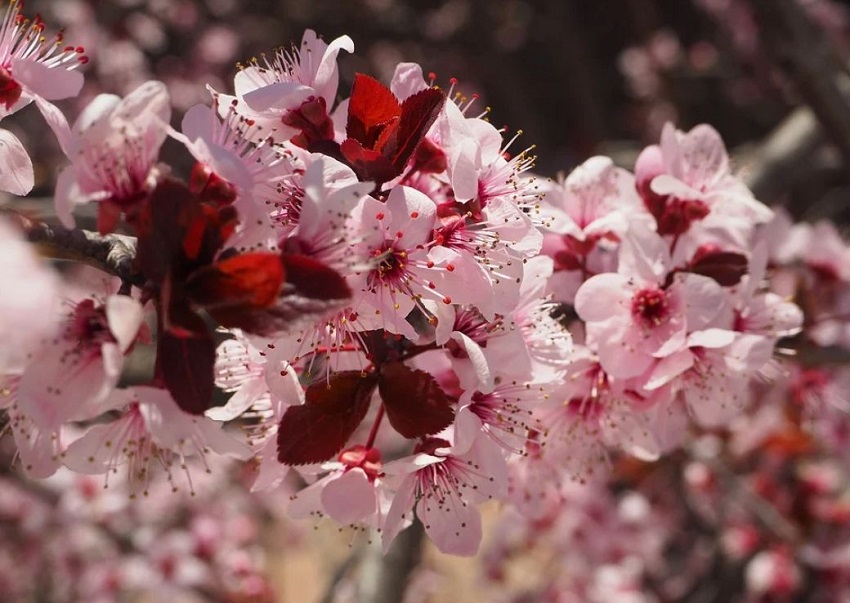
xmin=357 ymin=520 xmax=425 ymax=603
xmin=749 ymin=0 xmax=850 ymax=165
xmin=741 ymin=107 xmax=828 ymax=202
xmin=1 ymin=208 xmax=144 ymax=288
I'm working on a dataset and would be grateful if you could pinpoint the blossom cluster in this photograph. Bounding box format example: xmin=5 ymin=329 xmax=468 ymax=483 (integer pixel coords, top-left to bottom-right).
xmin=0 ymin=3 xmax=812 ymax=559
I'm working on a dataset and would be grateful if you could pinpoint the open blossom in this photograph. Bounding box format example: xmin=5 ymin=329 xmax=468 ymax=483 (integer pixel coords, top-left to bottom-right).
xmin=575 ymin=224 xmax=725 ymax=378
xmin=17 ymin=294 xmax=144 ymax=430
xmin=64 ymin=386 xmax=252 ymax=496
xmin=635 ymin=122 xmax=773 ymax=244
xmin=382 ymin=436 xmax=507 ymax=556
xmin=0 ymin=2 xmax=86 ymax=195
xmin=54 ymin=81 xmax=170 ymax=232
xmin=227 ymin=30 xmax=353 ymax=145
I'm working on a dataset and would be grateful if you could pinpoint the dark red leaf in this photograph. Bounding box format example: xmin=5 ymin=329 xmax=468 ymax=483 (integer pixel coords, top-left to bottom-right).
xmin=181 ymin=202 xmax=238 ymax=264
xmin=135 ymin=178 xmax=192 ymax=284
xmin=189 ymin=162 xmax=237 ymax=205
xmin=282 ymin=253 xmax=351 ymax=301
xmin=157 ymin=312 xmax=216 ymax=415
xmin=378 ymin=362 xmax=456 ymax=439
xmin=383 ymin=87 xmax=445 ymax=174
xmin=346 ymin=73 xmax=400 ymax=147
xmin=277 ymin=371 xmax=378 ymax=465
xmin=186 ymin=252 xmax=285 ymax=310
xmin=686 ymin=249 xmax=749 ymax=287
xmin=340 ymin=138 xmax=398 ymax=185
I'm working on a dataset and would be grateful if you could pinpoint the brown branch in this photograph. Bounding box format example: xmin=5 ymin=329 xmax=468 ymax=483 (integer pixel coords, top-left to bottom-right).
xmin=741 ymin=107 xmax=828 ymax=202
xmin=356 ymin=520 xmax=425 ymax=603
xmin=1 ymin=208 xmax=144 ymax=288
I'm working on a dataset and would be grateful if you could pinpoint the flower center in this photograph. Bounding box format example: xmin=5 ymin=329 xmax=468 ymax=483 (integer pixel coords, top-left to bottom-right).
xmin=0 ymin=66 xmax=22 ymax=110
xmin=68 ymin=299 xmax=113 ymax=345
xmin=370 ymin=244 xmax=408 ymax=286
xmin=631 ymin=287 xmax=669 ymax=327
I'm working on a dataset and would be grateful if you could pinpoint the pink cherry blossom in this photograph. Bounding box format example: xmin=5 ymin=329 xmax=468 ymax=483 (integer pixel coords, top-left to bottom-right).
xmin=63 ymin=386 xmax=252 ymax=496
xmin=382 ymin=436 xmax=507 ymax=556
xmin=635 ymin=122 xmax=773 ymax=245
xmin=54 ymin=81 xmax=170 ymax=231
xmin=0 ymin=2 xmax=86 ymax=195
xmin=226 ymin=30 xmax=353 ymax=144
xmin=575 ymin=224 xmax=726 ymax=378
xmin=17 ymin=294 xmax=144 ymax=430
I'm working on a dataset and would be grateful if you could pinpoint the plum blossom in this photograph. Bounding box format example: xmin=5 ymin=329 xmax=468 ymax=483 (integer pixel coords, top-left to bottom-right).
xmin=382 ymin=436 xmax=507 ymax=556
xmin=17 ymin=294 xmax=144 ymax=430
xmin=575 ymin=224 xmax=725 ymax=378
xmin=635 ymin=122 xmax=773 ymax=246
xmin=54 ymin=81 xmax=170 ymax=232
xmin=0 ymin=2 xmax=86 ymax=195
xmin=228 ymin=30 xmax=353 ymax=145
xmin=64 ymin=386 xmax=252 ymax=496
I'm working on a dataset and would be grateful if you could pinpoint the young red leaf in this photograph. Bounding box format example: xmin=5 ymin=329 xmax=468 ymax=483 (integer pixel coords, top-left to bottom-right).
xmin=340 ymin=138 xmax=398 ymax=185
xmin=383 ymin=87 xmax=446 ymax=174
xmin=346 ymin=73 xmax=401 ymax=147
xmin=277 ymin=371 xmax=378 ymax=465
xmin=186 ymin=252 xmax=286 ymax=310
xmin=377 ymin=362 xmax=456 ymax=439
xmin=157 ymin=313 xmax=216 ymax=415
xmin=282 ymin=253 xmax=351 ymax=301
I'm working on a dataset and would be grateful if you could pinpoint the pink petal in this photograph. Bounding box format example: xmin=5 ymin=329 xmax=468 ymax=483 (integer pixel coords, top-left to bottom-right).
xmin=11 ymin=57 xmax=84 ymax=101
xmin=677 ymin=273 xmax=725 ymax=330
xmin=450 ymin=138 xmax=481 ymax=202
xmin=643 ymin=349 xmax=694 ymax=390
xmin=451 ymin=332 xmax=493 ymax=393
xmin=595 ymin=322 xmax=655 ymax=379
xmin=574 ymin=273 xmax=630 ymax=322
xmin=382 ymin=473 xmax=417 ymax=553
xmin=53 ymin=166 xmax=78 ymax=228
xmin=618 ymin=225 xmax=671 ymax=283
xmin=13 ymin=415 xmax=61 ymax=478
xmin=452 ymin=405 xmax=483 ymax=456
xmin=243 ymin=82 xmax=312 ymax=113
xmin=0 ymin=129 xmax=33 ymax=196
xmin=106 ymin=295 xmax=144 ymax=353
xmin=35 ymin=97 xmax=72 ymax=155
xmin=419 ymin=489 xmax=482 ymax=556
xmin=251 ymin=437 xmax=290 ymax=492
xmin=390 ymin=62 xmax=428 ymax=100
xmin=18 ymin=342 xmax=116 ymax=428
xmin=312 ymin=34 xmax=355 ymax=104
xmin=321 ymin=469 xmax=377 ymax=524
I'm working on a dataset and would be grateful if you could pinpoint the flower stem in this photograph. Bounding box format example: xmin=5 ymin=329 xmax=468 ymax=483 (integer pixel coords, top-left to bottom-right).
xmin=365 ymin=404 xmax=385 ymax=449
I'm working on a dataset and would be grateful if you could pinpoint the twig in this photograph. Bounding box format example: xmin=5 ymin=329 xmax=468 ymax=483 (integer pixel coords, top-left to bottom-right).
xmin=357 ymin=520 xmax=425 ymax=603
xmin=1 ymin=208 xmax=144 ymax=288
xmin=318 ymin=545 xmax=366 ymax=603
xmin=741 ymin=107 xmax=828 ymax=202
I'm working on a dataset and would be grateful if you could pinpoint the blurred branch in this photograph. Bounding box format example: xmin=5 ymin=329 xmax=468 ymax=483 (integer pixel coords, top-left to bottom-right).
xmin=0 ymin=208 xmax=143 ymax=288
xmin=749 ymin=0 xmax=850 ymax=165
xmin=742 ymin=107 xmax=826 ymax=202
xmin=357 ymin=521 xmax=425 ymax=603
